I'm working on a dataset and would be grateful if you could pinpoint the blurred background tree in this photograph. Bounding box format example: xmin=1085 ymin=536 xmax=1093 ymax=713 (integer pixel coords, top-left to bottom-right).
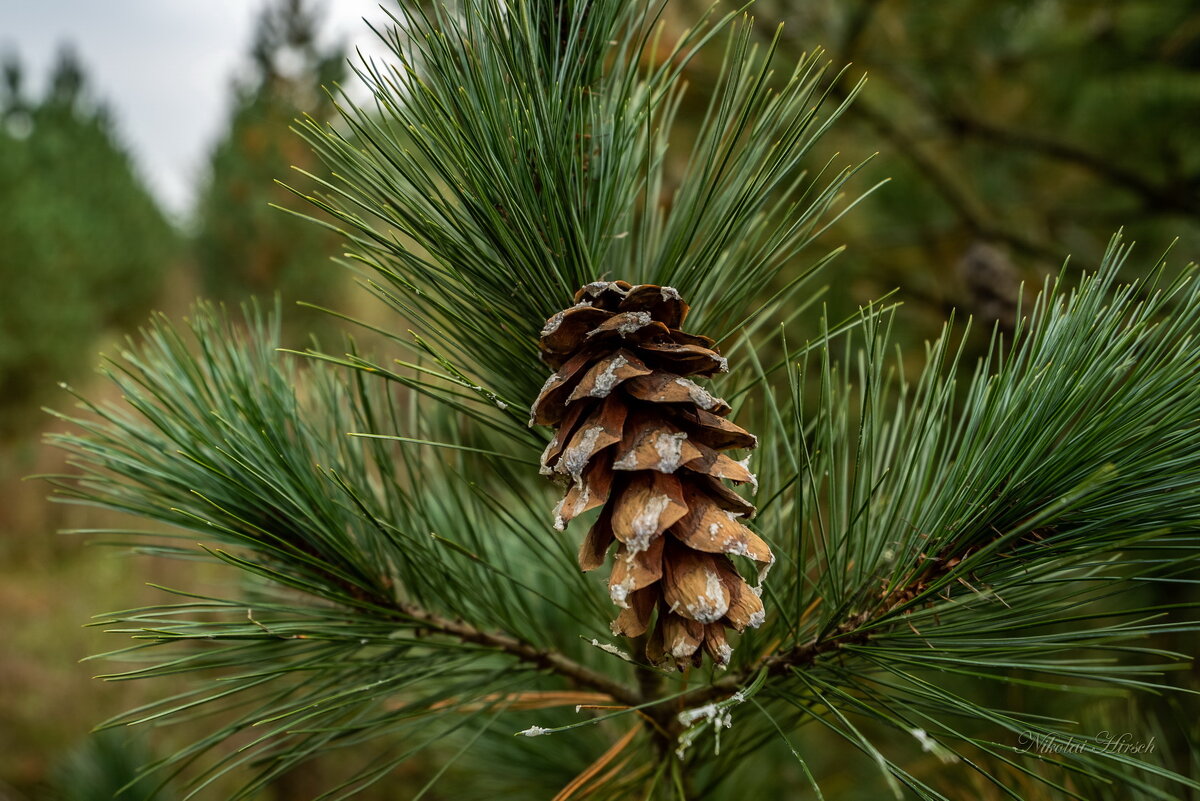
xmin=0 ymin=4 xmax=349 ymax=795
xmin=191 ymin=0 xmax=348 ymax=341
xmin=46 ymin=731 xmax=174 ymax=801
xmin=0 ymin=46 xmax=178 ymax=439
xmin=0 ymin=46 xmax=183 ymax=796
xmin=682 ymin=0 xmax=1200 ymax=339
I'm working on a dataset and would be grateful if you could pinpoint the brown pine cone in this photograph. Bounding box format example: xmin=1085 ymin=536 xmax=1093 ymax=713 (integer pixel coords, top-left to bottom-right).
xmin=530 ymin=281 xmax=772 ymax=668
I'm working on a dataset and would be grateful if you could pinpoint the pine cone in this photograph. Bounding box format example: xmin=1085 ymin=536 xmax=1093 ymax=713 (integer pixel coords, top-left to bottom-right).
xmin=530 ymin=281 xmax=772 ymax=668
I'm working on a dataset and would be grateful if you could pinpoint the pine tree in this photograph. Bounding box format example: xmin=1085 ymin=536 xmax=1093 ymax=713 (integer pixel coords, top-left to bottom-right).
xmin=0 ymin=47 xmax=176 ymax=436
xmin=192 ymin=0 xmax=345 ymax=339
xmin=48 ymin=2 xmax=1200 ymax=799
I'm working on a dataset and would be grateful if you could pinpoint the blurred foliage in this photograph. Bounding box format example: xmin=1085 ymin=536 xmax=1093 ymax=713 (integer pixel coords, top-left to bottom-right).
xmin=683 ymin=0 xmax=1200 ymax=341
xmin=47 ymin=730 xmax=175 ymax=801
xmin=192 ymin=0 xmax=348 ymax=341
xmin=0 ymin=47 xmax=177 ymax=437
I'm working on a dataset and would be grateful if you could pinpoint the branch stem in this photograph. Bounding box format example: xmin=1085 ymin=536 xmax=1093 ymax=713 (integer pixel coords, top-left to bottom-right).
xmin=397 ymin=602 xmax=644 ymax=708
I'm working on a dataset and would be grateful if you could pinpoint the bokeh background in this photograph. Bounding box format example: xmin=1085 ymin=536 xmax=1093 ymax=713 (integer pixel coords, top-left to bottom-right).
xmin=1 ymin=1 xmax=1197 ymax=798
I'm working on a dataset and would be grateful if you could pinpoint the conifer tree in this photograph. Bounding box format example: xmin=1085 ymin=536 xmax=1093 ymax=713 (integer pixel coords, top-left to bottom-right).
xmin=50 ymin=2 xmax=1200 ymax=798
xmin=0 ymin=47 xmax=176 ymax=436
xmin=192 ymin=0 xmax=345 ymax=338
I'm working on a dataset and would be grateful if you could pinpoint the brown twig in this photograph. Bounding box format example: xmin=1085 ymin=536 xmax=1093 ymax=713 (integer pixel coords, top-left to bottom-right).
xmin=395 ymin=600 xmax=643 ymax=708
xmin=841 ymin=95 xmax=1066 ymax=266
xmin=674 ymin=535 xmax=1024 ymax=709
xmin=764 ymin=9 xmax=1067 ymax=269
xmin=941 ymin=110 xmax=1200 ymax=218
xmin=675 ymin=611 xmax=875 ymax=709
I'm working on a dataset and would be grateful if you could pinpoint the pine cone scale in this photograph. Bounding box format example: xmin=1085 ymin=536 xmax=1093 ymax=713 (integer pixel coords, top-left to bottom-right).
xmin=682 ymin=443 xmax=755 ymax=484
xmin=609 ymin=536 xmax=666 ymax=608
xmin=565 ymin=350 xmax=652 ymax=403
xmin=663 ymin=546 xmax=731 ymax=624
xmin=672 ymin=494 xmax=772 ymax=563
xmin=540 ymin=305 xmax=614 ymax=361
xmin=611 ymin=414 xmax=701 ymax=473
xmin=554 ymin=404 xmax=624 ymax=485
xmin=612 ymin=587 xmax=658 ymax=637
xmin=622 ymin=372 xmax=731 ymax=414
xmin=530 ymin=349 xmax=601 ymax=425
xmin=578 ymin=507 xmax=616 ymax=571
xmin=610 ymin=471 xmax=687 ymax=550
xmin=558 ymin=460 xmax=614 ymax=526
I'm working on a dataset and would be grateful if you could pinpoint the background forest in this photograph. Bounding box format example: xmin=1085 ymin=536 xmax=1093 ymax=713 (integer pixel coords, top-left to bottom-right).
xmin=0 ymin=1 xmax=1197 ymax=799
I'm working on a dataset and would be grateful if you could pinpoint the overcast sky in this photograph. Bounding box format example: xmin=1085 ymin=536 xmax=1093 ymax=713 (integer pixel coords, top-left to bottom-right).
xmin=0 ymin=1 xmax=392 ymax=217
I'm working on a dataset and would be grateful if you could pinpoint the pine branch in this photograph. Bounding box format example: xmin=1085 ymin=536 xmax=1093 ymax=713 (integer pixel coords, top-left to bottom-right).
xmin=678 ymin=521 xmax=1039 ymax=709
xmin=674 ymin=235 xmax=1200 ymax=796
xmin=290 ymin=0 xmax=860 ymax=411
xmin=393 ymin=600 xmax=642 ymax=709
